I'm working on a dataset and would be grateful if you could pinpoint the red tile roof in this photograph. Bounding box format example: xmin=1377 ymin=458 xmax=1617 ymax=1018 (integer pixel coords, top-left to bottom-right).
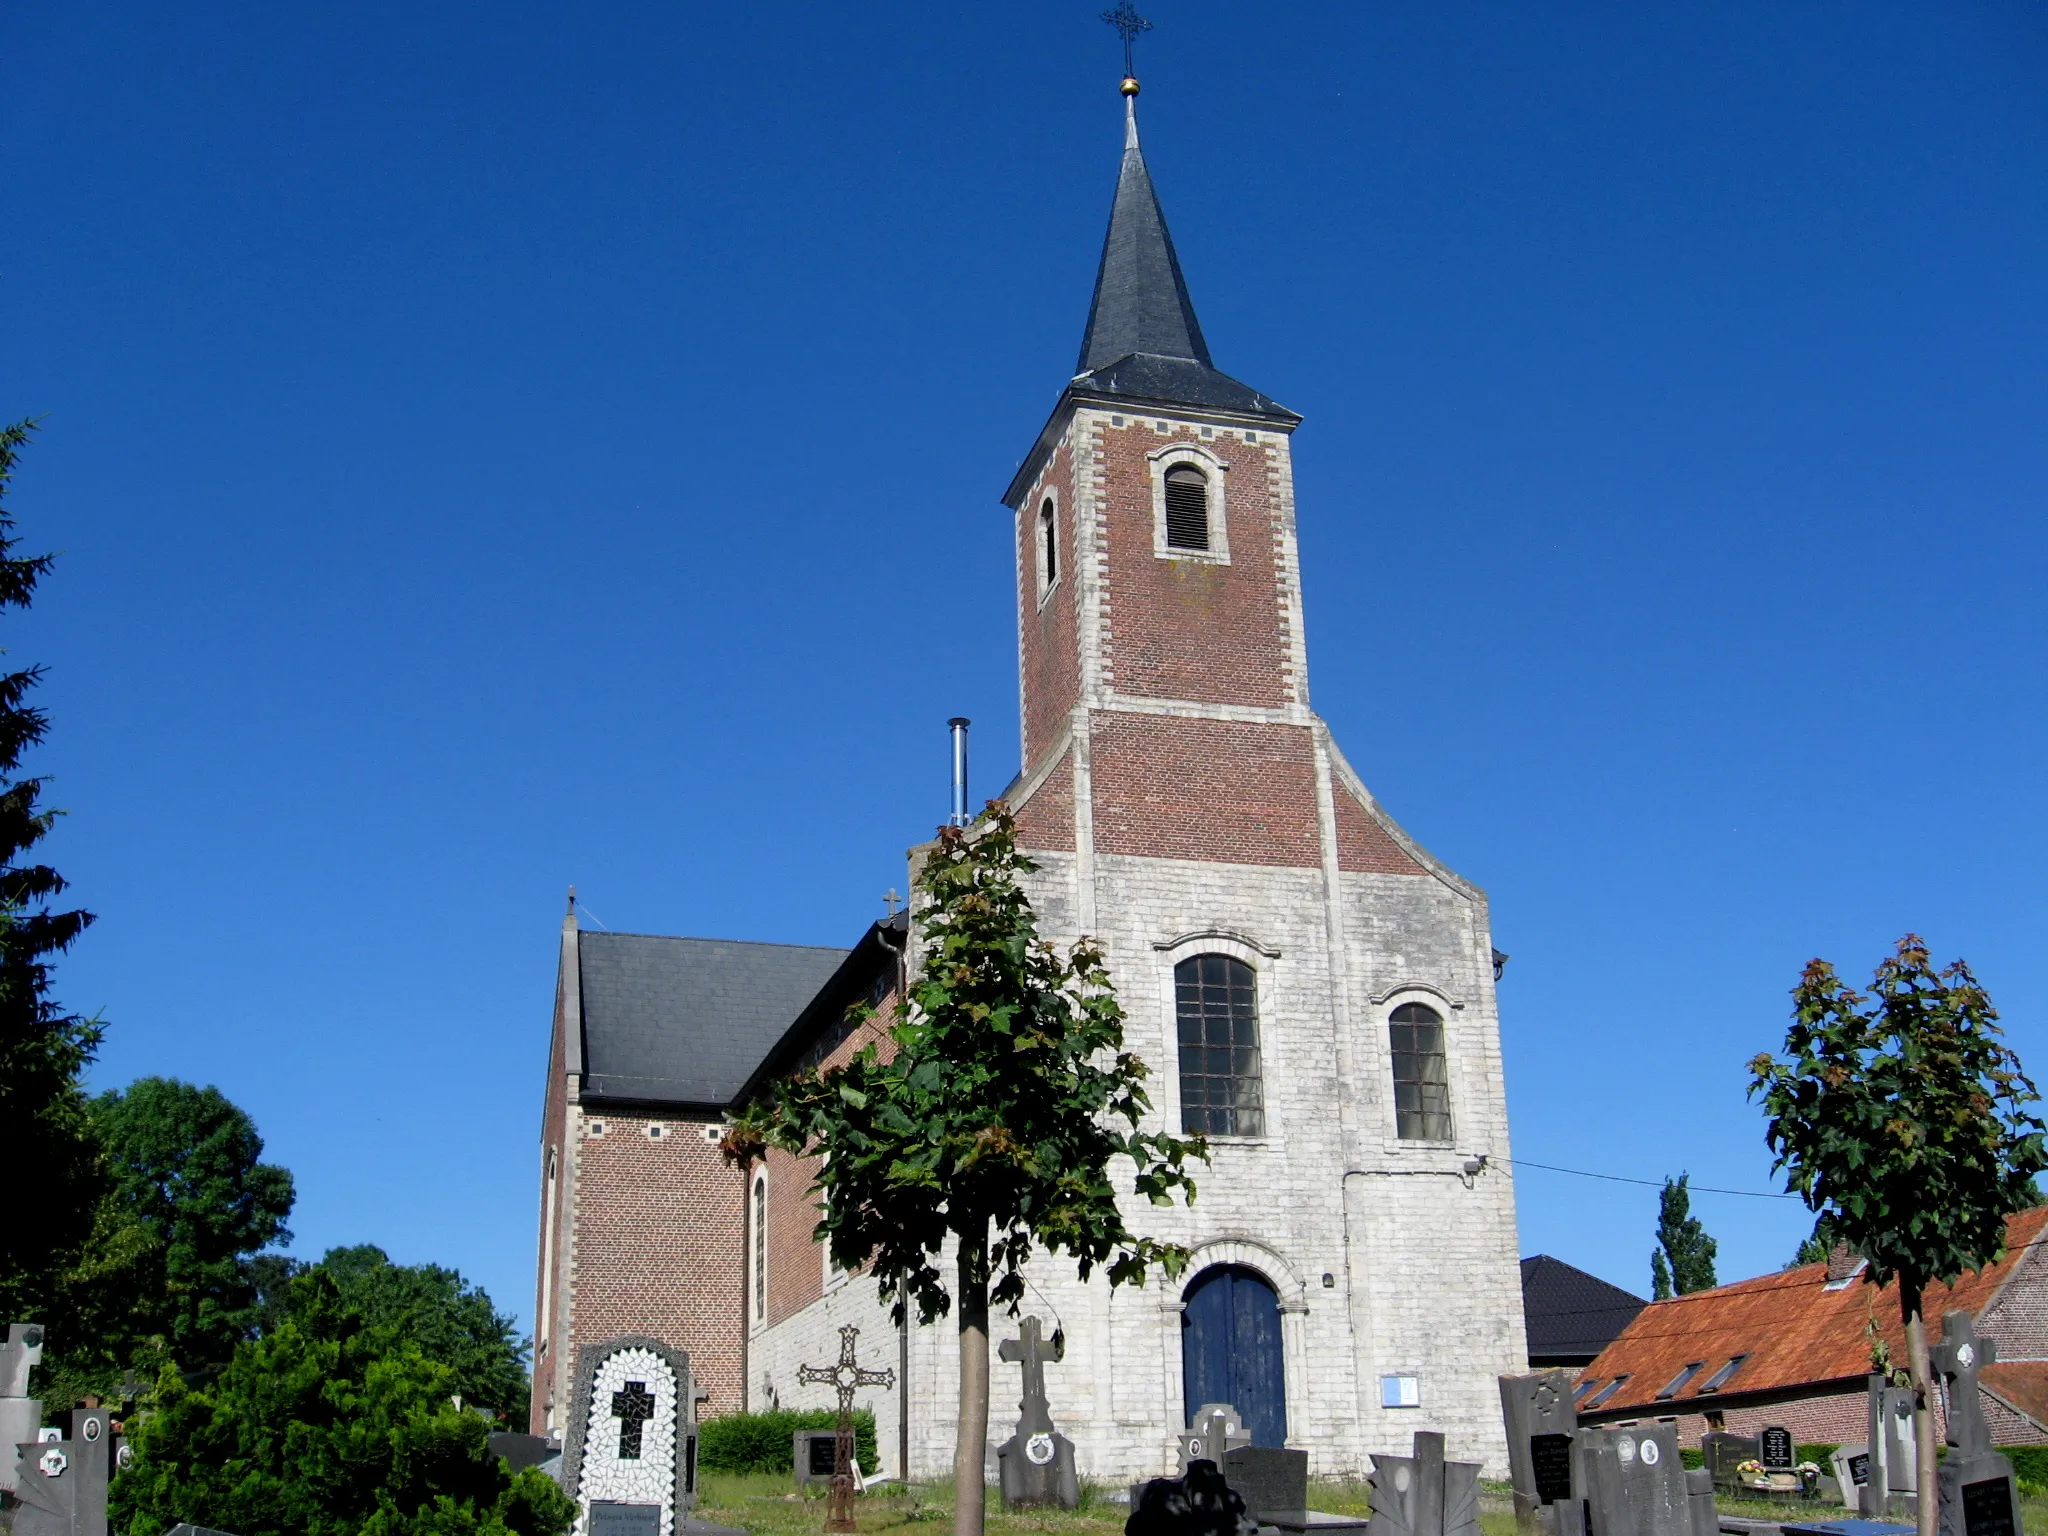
xmin=1577 ymin=1207 xmax=2048 ymax=1418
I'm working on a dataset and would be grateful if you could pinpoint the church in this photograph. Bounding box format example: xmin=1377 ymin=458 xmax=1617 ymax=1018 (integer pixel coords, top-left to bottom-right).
xmin=530 ymin=66 xmax=1528 ymax=1483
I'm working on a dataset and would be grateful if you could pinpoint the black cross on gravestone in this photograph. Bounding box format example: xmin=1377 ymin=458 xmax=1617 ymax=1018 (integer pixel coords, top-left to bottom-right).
xmin=1932 ymin=1312 xmax=1997 ymax=1459
xmin=611 ymin=1380 xmax=657 ymax=1461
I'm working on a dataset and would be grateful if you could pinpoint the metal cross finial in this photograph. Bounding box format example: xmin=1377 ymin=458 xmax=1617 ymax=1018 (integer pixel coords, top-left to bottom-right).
xmin=1101 ymin=1 xmax=1152 ymax=80
xmin=798 ymin=1326 xmax=896 ymax=1532
xmin=882 ymin=889 xmax=901 ymax=918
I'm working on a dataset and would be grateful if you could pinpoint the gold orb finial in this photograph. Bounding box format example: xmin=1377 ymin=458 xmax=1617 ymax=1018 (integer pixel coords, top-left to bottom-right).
xmin=1121 ymin=75 xmax=1141 ymax=96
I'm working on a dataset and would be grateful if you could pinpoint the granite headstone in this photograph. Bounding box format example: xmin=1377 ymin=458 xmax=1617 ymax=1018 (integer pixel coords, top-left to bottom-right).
xmin=1499 ymin=1371 xmax=1578 ymax=1526
xmin=1221 ymin=1445 xmax=1309 ymax=1523
xmin=1702 ymin=1432 xmax=1761 ymax=1487
xmin=0 ymin=1322 xmax=47 ymax=1497
xmin=10 ymin=1400 xmax=118 ymax=1536
xmin=1761 ymin=1427 xmax=1796 ymax=1472
xmin=1573 ymin=1422 xmax=1689 ymax=1536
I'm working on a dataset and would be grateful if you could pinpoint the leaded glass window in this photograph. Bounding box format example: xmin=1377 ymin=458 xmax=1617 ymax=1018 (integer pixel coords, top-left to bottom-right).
xmin=1176 ymin=954 xmax=1264 ymax=1136
xmin=1389 ymin=1002 xmax=1452 ymax=1140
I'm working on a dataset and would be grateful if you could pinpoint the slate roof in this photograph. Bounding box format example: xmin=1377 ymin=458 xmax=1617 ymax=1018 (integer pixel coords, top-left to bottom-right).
xmin=575 ymin=931 xmax=849 ymax=1108
xmin=1002 ymin=97 xmax=1298 ymax=509
xmin=1521 ymin=1255 xmax=1649 ymax=1364
xmin=1577 ymin=1206 xmax=2048 ymax=1420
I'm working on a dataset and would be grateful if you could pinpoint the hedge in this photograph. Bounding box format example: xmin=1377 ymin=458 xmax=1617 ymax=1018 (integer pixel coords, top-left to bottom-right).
xmin=697 ymin=1410 xmax=880 ymax=1476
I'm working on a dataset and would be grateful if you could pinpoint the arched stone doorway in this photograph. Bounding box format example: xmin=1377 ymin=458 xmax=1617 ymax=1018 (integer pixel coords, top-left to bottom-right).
xmin=1181 ymin=1263 xmax=1287 ymax=1447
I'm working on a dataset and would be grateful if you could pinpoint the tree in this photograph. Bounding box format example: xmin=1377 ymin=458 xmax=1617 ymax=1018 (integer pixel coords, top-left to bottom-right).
xmin=726 ymin=808 xmax=1207 ymax=1536
xmin=1787 ymin=1211 xmax=1843 ymax=1269
xmin=0 ymin=417 xmax=103 ymax=1327
xmin=1648 ymin=1173 xmax=1717 ymax=1299
xmin=288 ymin=1245 xmax=530 ymax=1420
xmin=1750 ymin=935 xmax=2048 ymax=1536
xmin=111 ymin=1271 xmax=575 ymax=1536
xmin=92 ymin=1076 xmax=296 ymax=1369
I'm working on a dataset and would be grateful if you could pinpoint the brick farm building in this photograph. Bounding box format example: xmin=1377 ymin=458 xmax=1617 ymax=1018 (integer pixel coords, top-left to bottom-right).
xmin=530 ymin=79 xmax=1529 ymax=1482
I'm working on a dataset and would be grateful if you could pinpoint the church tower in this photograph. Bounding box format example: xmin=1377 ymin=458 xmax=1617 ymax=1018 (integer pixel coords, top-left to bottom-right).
xmin=990 ymin=77 xmax=1529 ymax=1475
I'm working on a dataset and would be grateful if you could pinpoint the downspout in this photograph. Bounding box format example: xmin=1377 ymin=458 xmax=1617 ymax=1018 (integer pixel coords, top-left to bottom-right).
xmin=877 ymin=916 xmax=913 ymax=1480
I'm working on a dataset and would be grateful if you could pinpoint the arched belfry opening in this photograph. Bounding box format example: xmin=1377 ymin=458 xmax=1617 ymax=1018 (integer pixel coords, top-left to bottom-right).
xmin=1181 ymin=1263 xmax=1287 ymax=1447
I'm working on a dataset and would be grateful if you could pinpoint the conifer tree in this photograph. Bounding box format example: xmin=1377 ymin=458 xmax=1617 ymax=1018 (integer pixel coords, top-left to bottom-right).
xmin=1649 ymin=1173 xmax=1717 ymax=1299
xmin=0 ymin=418 xmax=102 ymax=1322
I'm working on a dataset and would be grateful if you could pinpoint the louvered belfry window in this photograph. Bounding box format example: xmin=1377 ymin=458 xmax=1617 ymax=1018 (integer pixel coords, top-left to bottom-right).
xmin=1163 ymin=465 xmax=1211 ymax=551
xmin=1039 ymin=498 xmax=1058 ymax=588
xmin=1389 ymin=1002 xmax=1453 ymax=1140
xmin=1176 ymin=954 xmax=1264 ymax=1136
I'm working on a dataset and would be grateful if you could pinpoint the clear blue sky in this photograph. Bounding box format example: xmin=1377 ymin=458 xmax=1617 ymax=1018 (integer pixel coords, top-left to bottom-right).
xmin=7 ymin=0 xmax=2045 ymax=1332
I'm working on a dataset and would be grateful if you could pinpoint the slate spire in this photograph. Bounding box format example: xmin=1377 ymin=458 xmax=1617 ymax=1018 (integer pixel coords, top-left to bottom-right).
xmin=1075 ymin=94 xmax=1213 ymax=375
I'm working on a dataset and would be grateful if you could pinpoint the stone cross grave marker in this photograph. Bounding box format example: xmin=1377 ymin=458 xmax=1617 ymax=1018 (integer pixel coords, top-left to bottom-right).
xmin=1366 ymin=1430 xmax=1480 ymax=1536
xmin=798 ymin=1324 xmax=895 ymax=1533
xmin=1932 ymin=1311 xmax=2021 ymax=1536
xmin=995 ymin=1315 xmax=1078 ymax=1510
xmin=1499 ymin=1370 xmax=1578 ymax=1527
xmin=1 ymin=1322 xmax=47 ymax=1500
xmin=562 ymin=1336 xmax=699 ymax=1536
xmin=1572 ymin=1423 xmax=1691 ymax=1536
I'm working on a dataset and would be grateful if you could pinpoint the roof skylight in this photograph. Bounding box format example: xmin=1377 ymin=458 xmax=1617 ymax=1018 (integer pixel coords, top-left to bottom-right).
xmin=1656 ymin=1362 xmax=1706 ymax=1400
xmin=1698 ymin=1354 xmax=1750 ymax=1394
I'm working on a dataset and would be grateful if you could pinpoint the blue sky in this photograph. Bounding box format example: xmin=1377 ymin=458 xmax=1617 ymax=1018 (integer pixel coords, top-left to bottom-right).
xmin=6 ymin=0 xmax=2045 ymax=1333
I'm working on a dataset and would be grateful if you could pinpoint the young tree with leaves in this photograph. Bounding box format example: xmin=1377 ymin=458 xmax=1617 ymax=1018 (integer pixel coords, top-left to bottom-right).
xmin=1751 ymin=936 xmax=2048 ymax=1536
xmin=0 ymin=418 xmax=103 ymax=1326
xmin=1649 ymin=1173 xmax=1718 ymax=1299
xmin=726 ymin=808 xmax=1207 ymax=1536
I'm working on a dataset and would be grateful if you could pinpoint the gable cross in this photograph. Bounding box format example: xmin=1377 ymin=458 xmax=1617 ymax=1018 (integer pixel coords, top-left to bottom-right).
xmin=1931 ymin=1310 xmax=1997 ymax=1458
xmin=610 ymin=1379 xmax=657 ymax=1460
xmin=798 ymin=1325 xmax=896 ymax=1532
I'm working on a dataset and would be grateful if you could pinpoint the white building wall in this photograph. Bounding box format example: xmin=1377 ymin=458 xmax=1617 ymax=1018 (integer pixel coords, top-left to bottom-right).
xmin=751 ymin=834 xmax=1528 ymax=1484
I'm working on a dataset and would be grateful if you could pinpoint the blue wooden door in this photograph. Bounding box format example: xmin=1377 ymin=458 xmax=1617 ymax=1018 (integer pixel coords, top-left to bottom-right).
xmin=1181 ymin=1264 xmax=1287 ymax=1447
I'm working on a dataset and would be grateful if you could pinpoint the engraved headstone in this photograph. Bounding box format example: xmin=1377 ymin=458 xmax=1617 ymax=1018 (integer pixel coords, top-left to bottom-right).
xmin=1932 ymin=1313 xmax=2021 ymax=1536
xmin=1702 ymin=1431 xmax=1761 ymax=1487
xmin=562 ymin=1336 xmax=699 ymax=1536
xmin=1499 ymin=1370 xmax=1578 ymax=1525
xmin=1833 ymin=1443 xmax=1871 ymax=1504
xmin=996 ymin=1315 xmax=1078 ymax=1510
xmin=1760 ymin=1427 xmax=1796 ymax=1472
xmin=1221 ymin=1445 xmax=1309 ymax=1524
xmin=1573 ymin=1423 xmax=1689 ymax=1536
xmin=795 ymin=1430 xmax=841 ymax=1488
xmin=1366 ymin=1431 xmax=1481 ymax=1536
xmin=1684 ymin=1468 xmax=1719 ymax=1536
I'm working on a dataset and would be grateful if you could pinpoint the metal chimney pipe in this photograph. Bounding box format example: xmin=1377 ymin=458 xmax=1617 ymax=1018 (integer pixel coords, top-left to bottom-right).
xmin=947 ymin=717 xmax=971 ymax=827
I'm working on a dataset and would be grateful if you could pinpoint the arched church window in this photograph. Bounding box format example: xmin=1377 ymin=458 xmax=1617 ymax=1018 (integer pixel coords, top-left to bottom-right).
xmin=1039 ymin=497 xmax=1058 ymax=592
xmin=1164 ymin=465 xmax=1210 ymax=551
xmin=1176 ymin=954 xmax=1264 ymax=1136
xmin=751 ymin=1172 xmax=767 ymax=1323
xmin=1389 ymin=1002 xmax=1452 ymax=1140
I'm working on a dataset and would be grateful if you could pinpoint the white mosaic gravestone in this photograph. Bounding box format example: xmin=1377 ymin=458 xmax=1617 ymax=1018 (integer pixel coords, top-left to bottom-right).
xmin=561 ymin=1337 xmax=698 ymax=1536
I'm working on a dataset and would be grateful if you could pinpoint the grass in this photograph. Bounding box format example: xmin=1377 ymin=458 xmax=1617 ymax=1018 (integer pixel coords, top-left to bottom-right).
xmin=695 ymin=1471 xmax=2048 ymax=1536
xmin=691 ymin=1472 xmax=1524 ymax=1536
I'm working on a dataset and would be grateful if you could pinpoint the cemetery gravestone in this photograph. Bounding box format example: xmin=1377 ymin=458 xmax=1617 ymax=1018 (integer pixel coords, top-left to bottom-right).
xmin=1701 ymin=1432 xmax=1761 ymax=1488
xmin=0 ymin=1322 xmax=46 ymax=1498
xmin=1761 ymin=1427 xmax=1796 ymax=1472
xmin=995 ymin=1315 xmax=1079 ymax=1510
xmin=1221 ymin=1445 xmax=1309 ymax=1524
xmin=1931 ymin=1312 xmax=2021 ymax=1536
xmin=1833 ymin=1444 xmax=1871 ymax=1506
xmin=10 ymin=1400 xmax=116 ymax=1536
xmin=1572 ymin=1423 xmax=1689 ymax=1536
xmin=1367 ymin=1430 xmax=1481 ymax=1536
xmin=1499 ymin=1371 xmax=1578 ymax=1526
xmin=1863 ymin=1376 xmax=1918 ymax=1517
xmin=794 ymin=1431 xmax=842 ymax=1488
xmin=1179 ymin=1404 xmax=1251 ymax=1475
xmin=1683 ymin=1469 xmax=1718 ymax=1536
xmin=561 ymin=1336 xmax=699 ymax=1536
